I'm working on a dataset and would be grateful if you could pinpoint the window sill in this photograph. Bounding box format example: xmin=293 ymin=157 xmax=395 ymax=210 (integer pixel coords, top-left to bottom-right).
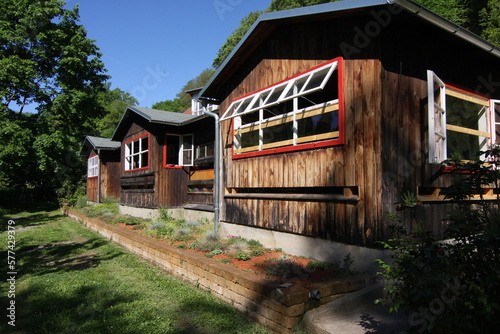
xmin=232 ymin=138 xmax=343 ymax=159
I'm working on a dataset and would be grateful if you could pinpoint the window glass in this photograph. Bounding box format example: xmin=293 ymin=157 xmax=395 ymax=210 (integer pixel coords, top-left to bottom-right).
xmin=166 ymin=135 xmax=180 ymax=165
xmin=124 ymin=134 xmax=149 ymax=171
xmin=446 ymin=93 xmax=489 ymax=160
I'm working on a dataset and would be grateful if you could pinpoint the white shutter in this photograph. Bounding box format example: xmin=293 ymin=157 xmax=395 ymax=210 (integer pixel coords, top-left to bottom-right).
xmin=427 ymin=70 xmax=447 ymax=163
xmin=492 ymin=100 xmax=500 ymax=146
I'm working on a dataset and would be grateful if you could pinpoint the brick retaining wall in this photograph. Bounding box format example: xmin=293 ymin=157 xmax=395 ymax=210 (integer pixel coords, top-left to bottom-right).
xmin=63 ymin=208 xmax=367 ymax=333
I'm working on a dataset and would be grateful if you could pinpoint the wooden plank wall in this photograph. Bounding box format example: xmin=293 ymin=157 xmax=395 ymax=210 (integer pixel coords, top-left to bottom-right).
xmin=120 ymin=123 xmax=157 ymax=208
xmin=86 ymin=178 xmax=98 ymax=202
xmin=220 ymin=59 xmax=384 ymax=245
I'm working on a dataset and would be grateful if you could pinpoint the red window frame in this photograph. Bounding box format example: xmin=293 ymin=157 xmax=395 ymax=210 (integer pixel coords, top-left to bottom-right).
xmin=87 ymin=154 xmax=99 ymax=179
xmin=124 ymin=132 xmax=150 ymax=172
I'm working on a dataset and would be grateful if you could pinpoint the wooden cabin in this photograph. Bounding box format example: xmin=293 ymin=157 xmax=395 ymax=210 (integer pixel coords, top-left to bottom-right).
xmin=198 ymin=0 xmax=500 ymax=246
xmin=111 ymin=106 xmax=216 ymax=211
xmin=80 ymin=136 xmax=121 ymax=203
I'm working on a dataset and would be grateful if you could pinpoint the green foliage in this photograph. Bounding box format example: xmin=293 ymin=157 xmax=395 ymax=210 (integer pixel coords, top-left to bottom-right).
xmin=151 ymin=68 xmax=215 ymax=113
xmin=0 ymin=0 xmax=108 ymax=202
xmin=212 ymin=11 xmax=262 ymax=69
xmin=113 ymin=216 xmax=143 ymax=226
xmin=264 ymin=257 xmax=304 ymax=278
xmin=75 ymin=195 xmax=88 ymax=209
xmin=376 ymin=148 xmax=500 ymax=333
xmin=236 ymin=252 xmax=251 ymax=261
xmin=96 ymin=87 xmax=137 ymax=138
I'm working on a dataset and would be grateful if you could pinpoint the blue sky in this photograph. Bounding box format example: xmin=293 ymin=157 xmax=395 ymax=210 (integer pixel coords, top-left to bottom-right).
xmin=65 ymin=0 xmax=271 ymax=108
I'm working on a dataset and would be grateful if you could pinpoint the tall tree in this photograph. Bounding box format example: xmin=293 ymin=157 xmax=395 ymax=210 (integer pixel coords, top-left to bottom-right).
xmin=96 ymin=86 xmax=138 ymax=138
xmin=152 ymin=68 xmax=215 ymax=113
xmin=0 ymin=0 xmax=108 ymax=197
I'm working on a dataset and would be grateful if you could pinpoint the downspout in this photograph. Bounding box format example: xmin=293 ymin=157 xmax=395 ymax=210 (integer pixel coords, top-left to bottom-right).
xmin=97 ymin=149 xmax=102 ymax=203
xmin=201 ymin=107 xmax=220 ymax=236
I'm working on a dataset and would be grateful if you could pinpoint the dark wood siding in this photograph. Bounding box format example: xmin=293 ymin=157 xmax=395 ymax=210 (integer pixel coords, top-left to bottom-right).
xmin=120 ymin=120 xmax=157 ymax=208
xmin=221 ymin=59 xmax=384 ymax=245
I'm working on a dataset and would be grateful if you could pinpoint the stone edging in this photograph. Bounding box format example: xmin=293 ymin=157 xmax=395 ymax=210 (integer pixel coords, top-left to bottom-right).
xmin=63 ymin=208 xmax=367 ymax=333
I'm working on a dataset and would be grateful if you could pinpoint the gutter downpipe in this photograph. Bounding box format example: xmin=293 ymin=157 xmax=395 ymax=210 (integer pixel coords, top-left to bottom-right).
xmin=97 ymin=149 xmax=102 ymax=203
xmin=201 ymin=107 xmax=220 ymax=236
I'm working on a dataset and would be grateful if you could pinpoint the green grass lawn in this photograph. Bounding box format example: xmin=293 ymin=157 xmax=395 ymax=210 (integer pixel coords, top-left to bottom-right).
xmin=0 ymin=208 xmax=271 ymax=334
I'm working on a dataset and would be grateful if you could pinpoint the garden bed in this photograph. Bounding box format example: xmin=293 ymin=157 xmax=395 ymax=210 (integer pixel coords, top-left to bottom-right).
xmin=63 ymin=206 xmax=369 ymax=333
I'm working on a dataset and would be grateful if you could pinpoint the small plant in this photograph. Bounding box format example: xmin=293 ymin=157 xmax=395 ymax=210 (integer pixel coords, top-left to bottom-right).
xmin=157 ymin=208 xmax=173 ymax=221
xmin=173 ymin=228 xmax=192 ymax=241
xmin=205 ymin=249 xmax=224 ymax=258
xmin=217 ymin=258 xmax=232 ymax=264
xmin=76 ymin=195 xmax=88 ymax=208
xmin=118 ymin=216 xmax=143 ymax=226
xmin=264 ymin=257 xmax=305 ymax=278
xmin=236 ymin=252 xmax=251 ymax=261
xmin=306 ymin=260 xmax=335 ymax=271
xmin=227 ymin=240 xmax=249 ymax=254
xmin=250 ymin=249 xmax=264 ymax=257
xmin=204 ymin=230 xmax=219 ymax=242
xmin=149 ymin=221 xmax=165 ymax=230
xmin=247 ymin=239 xmax=263 ymax=247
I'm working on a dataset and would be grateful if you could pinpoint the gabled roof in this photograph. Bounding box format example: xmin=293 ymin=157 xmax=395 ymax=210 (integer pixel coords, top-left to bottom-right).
xmin=112 ymin=106 xmax=207 ymax=141
xmin=200 ymin=0 xmax=500 ymax=99
xmin=80 ymin=135 xmax=121 ymax=156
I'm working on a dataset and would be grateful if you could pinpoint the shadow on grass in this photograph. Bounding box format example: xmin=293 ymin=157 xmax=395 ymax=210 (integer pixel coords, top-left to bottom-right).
xmin=14 ymin=237 xmax=122 ymax=278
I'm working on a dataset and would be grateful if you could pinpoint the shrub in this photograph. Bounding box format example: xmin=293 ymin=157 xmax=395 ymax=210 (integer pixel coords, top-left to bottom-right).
xmin=376 ymin=149 xmax=500 ymax=333
xmin=75 ymin=195 xmax=88 ymax=208
xmin=264 ymin=257 xmax=305 ymax=279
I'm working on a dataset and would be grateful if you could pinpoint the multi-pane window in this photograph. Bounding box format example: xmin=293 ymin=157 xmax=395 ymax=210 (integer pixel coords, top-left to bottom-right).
xmin=221 ymin=58 xmax=343 ymax=157
xmin=427 ymin=70 xmax=494 ymax=163
xmin=196 ymin=142 xmax=215 ymax=159
xmin=124 ymin=133 xmax=149 ymax=171
xmin=164 ymin=134 xmax=194 ymax=167
xmin=87 ymin=155 xmax=99 ymax=178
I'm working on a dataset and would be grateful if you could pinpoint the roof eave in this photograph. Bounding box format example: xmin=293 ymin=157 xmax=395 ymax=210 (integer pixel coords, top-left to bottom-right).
xmin=200 ymin=0 xmax=500 ymax=98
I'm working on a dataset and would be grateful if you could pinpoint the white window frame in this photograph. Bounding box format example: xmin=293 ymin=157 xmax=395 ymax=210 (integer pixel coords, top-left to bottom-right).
xmin=196 ymin=142 xmax=215 ymax=159
xmin=427 ymin=70 xmax=492 ymax=163
xmin=124 ymin=134 xmax=149 ymax=171
xmin=164 ymin=133 xmax=194 ymax=167
xmin=221 ymin=60 xmax=338 ymax=121
xmin=225 ymin=59 xmax=342 ymax=156
xmin=87 ymin=155 xmax=99 ymax=178
xmin=492 ymin=100 xmax=500 ymax=145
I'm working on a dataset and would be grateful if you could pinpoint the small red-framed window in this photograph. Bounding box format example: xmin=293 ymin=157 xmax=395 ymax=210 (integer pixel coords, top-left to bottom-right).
xmin=87 ymin=154 xmax=99 ymax=179
xmin=163 ymin=133 xmax=194 ymax=168
xmin=124 ymin=133 xmax=150 ymax=172
xmin=222 ymin=57 xmax=345 ymax=159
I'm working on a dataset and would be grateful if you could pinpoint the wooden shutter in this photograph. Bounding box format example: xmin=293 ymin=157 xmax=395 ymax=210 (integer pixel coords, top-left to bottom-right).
xmin=427 ymin=70 xmax=447 ymax=163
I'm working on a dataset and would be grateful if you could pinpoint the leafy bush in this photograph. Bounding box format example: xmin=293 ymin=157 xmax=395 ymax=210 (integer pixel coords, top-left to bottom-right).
xmin=376 ymin=149 xmax=500 ymax=333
